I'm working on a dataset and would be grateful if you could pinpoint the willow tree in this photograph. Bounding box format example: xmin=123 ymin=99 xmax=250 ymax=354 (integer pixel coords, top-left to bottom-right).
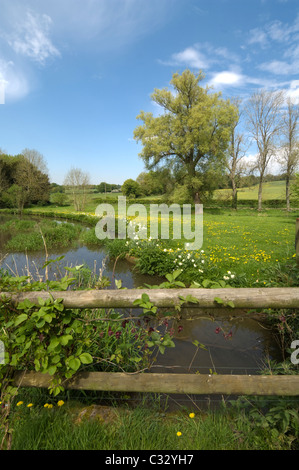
xmin=133 ymin=70 xmax=238 ymax=203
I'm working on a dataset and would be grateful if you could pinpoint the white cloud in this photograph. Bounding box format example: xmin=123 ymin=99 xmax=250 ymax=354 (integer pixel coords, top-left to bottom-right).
xmin=286 ymin=80 xmax=299 ymax=103
xmin=159 ymin=43 xmax=239 ymax=72
xmin=5 ymin=11 xmax=60 ymax=65
xmin=0 ymin=60 xmax=29 ymax=102
xmin=170 ymin=47 xmax=208 ymax=69
xmin=248 ymin=14 xmax=299 ymax=49
xmin=209 ymin=71 xmax=244 ymax=87
xmin=247 ymin=28 xmax=269 ymax=48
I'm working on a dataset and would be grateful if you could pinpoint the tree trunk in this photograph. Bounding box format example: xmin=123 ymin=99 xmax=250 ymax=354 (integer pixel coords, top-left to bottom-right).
xmin=258 ymin=176 xmax=263 ymax=211
xmin=231 ymin=179 xmax=237 ymax=210
xmin=286 ymin=174 xmax=291 ymax=211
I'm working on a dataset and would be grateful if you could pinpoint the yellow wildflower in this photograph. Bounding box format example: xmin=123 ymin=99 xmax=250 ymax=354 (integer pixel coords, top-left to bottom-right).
xmin=16 ymin=401 xmax=23 ymax=406
xmin=57 ymin=400 xmax=64 ymax=407
xmin=189 ymin=412 xmax=195 ymax=418
xmin=176 ymin=431 xmax=182 ymax=437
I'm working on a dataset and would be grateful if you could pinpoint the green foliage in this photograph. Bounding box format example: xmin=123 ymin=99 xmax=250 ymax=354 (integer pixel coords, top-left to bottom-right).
xmin=121 ymin=179 xmax=141 ymax=198
xmin=0 ymin=265 xmax=177 ymax=415
xmin=134 ymin=70 xmax=238 ymax=202
xmin=51 ymin=192 xmax=69 ymax=206
xmin=231 ymin=396 xmax=299 ymax=447
xmin=133 ymin=241 xmax=175 ymax=276
xmin=0 ymin=152 xmax=50 ymax=212
xmin=2 ymin=219 xmax=82 ymax=252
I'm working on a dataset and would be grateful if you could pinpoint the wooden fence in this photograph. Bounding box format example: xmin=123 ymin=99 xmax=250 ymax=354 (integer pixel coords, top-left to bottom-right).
xmin=3 ymin=287 xmax=299 ymax=397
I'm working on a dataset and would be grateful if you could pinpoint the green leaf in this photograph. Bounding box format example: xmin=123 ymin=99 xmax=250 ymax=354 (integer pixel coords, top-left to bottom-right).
xmin=44 ymin=314 xmax=53 ymax=323
xmin=172 ymin=269 xmax=182 ymax=280
xmin=115 ymin=279 xmax=122 ymax=289
xmin=17 ymin=299 xmax=35 ymax=310
xmin=16 ymin=334 xmax=26 ymax=344
xmin=79 ymin=352 xmax=93 ymax=364
xmin=36 ymin=319 xmax=45 ymax=328
xmin=141 ymin=293 xmax=150 ymax=303
xmin=48 ymin=337 xmax=60 ymax=351
xmin=14 ymin=313 xmax=28 ymax=326
xmin=47 ymin=365 xmax=57 ymax=376
xmin=60 ymin=334 xmax=73 ymax=346
xmin=68 ymin=357 xmax=81 ymax=371
xmin=51 ymin=354 xmax=61 ymax=364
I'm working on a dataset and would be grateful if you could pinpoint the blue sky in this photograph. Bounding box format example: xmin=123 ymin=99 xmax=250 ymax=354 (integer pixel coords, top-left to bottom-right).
xmin=0 ymin=0 xmax=299 ymax=185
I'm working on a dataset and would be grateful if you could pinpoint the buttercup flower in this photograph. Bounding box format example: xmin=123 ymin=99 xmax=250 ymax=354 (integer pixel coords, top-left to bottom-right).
xmin=189 ymin=412 xmax=195 ymax=418
xmin=57 ymin=400 xmax=64 ymax=407
xmin=16 ymin=401 xmax=23 ymax=407
xmin=44 ymin=403 xmax=53 ymax=409
xmin=176 ymin=431 xmax=182 ymax=437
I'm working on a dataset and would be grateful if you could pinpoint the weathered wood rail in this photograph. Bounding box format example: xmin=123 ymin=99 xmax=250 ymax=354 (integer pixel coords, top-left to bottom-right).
xmin=13 ymin=371 xmax=299 ymax=396
xmin=3 ymin=286 xmax=299 ymax=309
xmin=2 ymin=287 xmax=299 ymax=397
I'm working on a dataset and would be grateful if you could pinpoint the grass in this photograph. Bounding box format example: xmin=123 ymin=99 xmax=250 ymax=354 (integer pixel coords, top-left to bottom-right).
xmin=200 ymin=208 xmax=296 ymax=280
xmin=1 ymin=218 xmax=83 ymax=252
xmin=215 ymin=180 xmax=287 ymax=201
xmin=4 ymin=390 xmax=297 ymax=450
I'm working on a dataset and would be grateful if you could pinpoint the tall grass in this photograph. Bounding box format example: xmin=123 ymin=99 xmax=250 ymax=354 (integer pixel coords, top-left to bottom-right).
xmin=6 ymin=395 xmax=297 ymax=450
xmin=3 ymin=220 xmax=82 ymax=252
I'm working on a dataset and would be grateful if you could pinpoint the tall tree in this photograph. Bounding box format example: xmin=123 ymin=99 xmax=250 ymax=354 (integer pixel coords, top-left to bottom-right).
xmin=133 ymin=70 xmax=238 ymax=203
xmin=246 ymin=89 xmax=285 ymax=211
xmin=277 ymin=97 xmax=299 ymax=211
xmin=21 ymin=148 xmax=49 ymax=176
xmin=0 ymin=152 xmax=50 ymax=212
xmin=64 ymin=167 xmax=90 ymax=211
xmin=226 ymin=99 xmax=248 ymax=209
xmin=14 ymin=156 xmax=50 ymax=211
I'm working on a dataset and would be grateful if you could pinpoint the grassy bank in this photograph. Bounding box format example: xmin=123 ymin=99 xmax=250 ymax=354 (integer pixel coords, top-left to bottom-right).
xmin=4 ymin=389 xmax=298 ymax=450
xmin=0 ymin=218 xmax=83 ymax=252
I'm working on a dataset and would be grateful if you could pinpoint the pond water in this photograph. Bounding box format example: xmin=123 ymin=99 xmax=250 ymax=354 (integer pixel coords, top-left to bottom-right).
xmin=0 ymin=214 xmax=283 ymax=404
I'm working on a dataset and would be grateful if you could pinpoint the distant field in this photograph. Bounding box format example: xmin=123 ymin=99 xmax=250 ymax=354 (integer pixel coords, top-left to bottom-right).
xmin=215 ymin=180 xmax=286 ymax=201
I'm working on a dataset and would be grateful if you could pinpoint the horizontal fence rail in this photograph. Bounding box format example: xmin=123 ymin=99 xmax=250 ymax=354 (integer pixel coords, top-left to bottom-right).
xmin=14 ymin=371 xmax=299 ymax=396
xmin=2 ymin=287 xmax=299 ymax=310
